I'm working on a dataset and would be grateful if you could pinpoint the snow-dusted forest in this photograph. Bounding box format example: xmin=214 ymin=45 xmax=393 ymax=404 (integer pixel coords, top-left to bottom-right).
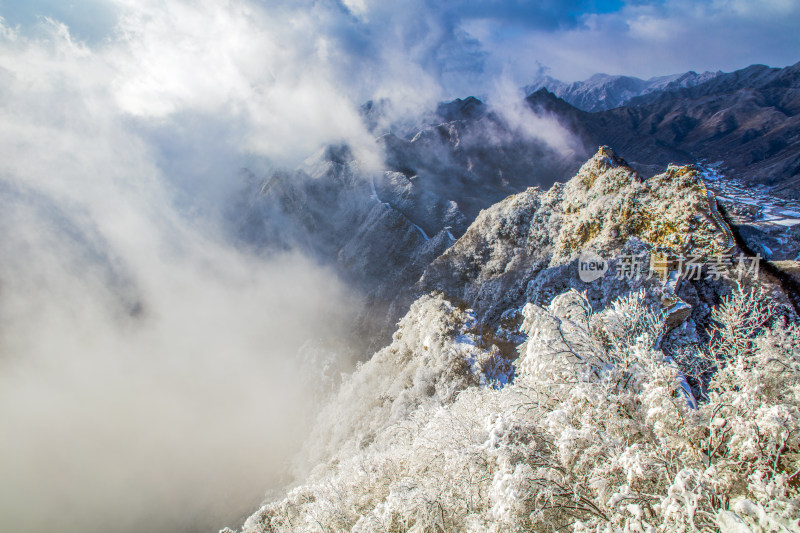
xmin=238 ymin=288 xmax=799 ymax=532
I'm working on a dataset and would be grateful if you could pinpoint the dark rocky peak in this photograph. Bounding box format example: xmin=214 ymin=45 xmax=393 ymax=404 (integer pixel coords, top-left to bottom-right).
xmin=435 ymin=96 xmax=487 ymax=122
xmin=525 ymin=87 xmax=584 ymax=115
xmin=359 ymin=98 xmax=391 ymax=132
xmin=769 ymin=59 xmax=800 ymax=88
xmin=628 ymin=62 xmax=800 ymax=107
xmin=321 ymin=143 xmax=355 ymax=166
xmin=725 ymin=63 xmax=780 ymax=87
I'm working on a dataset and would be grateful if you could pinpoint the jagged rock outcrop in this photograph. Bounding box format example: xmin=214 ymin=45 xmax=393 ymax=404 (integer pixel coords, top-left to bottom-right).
xmin=418 ymin=147 xmax=753 ymax=333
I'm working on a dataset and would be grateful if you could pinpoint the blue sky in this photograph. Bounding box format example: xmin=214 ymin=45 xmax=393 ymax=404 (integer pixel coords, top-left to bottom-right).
xmin=2 ymin=0 xmax=799 ymax=91
xmin=0 ymin=0 xmax=119 ymax=41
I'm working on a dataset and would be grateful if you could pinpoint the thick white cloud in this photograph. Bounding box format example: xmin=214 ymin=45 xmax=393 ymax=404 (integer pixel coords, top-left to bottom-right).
xmin=108 ymin=0 xmax=383 ymax=173
xmin=0 ymin=13 xmax=359 ymax=533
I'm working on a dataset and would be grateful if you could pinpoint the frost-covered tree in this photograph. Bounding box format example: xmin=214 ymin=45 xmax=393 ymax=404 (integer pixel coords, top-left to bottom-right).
xmin=233 ymin=288 xmax=799 ymax=533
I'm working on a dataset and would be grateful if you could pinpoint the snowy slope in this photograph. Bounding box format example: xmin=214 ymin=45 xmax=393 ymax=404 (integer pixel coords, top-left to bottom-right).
xmin=228 ymin=150 xmax=800 ymax=533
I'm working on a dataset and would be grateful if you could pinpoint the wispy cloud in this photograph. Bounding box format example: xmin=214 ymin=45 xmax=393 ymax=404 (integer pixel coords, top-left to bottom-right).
xmin=464 ymin=0 xmax=800 ymax=82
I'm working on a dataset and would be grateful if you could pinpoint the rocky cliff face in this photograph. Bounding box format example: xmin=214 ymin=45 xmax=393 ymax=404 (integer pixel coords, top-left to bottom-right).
xmin=417 ymin=147 xmax=767 ymax=331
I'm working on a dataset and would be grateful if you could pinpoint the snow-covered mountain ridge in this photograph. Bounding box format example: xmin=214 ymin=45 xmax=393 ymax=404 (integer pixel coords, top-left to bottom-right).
xmin=226 ymin=148 xmax=800 ymax=533
xmin=417 ymin=147 xmax=749 ymax=324
xmin=524 ymin=70 xmax=721 ymax=112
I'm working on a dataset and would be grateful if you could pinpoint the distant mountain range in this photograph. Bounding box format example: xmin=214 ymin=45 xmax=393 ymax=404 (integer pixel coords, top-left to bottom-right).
xmin=524 ymin=62 xmax=800 ymax=197
xmin=524 ymin=70 xmax=722 ymax=112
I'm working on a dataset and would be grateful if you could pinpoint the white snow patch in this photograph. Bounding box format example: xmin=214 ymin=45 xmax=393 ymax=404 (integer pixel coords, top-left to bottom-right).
xmin=369 ymin=175 xmax=379 ymax=201
xmin=772 ymin=218 xmax=800 ymax=227
xmin=411 ymin=222 xmax=430 ymax=241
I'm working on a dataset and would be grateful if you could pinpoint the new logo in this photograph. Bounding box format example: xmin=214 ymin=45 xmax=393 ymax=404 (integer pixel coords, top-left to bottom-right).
xmin=578 ymin=250 xmax=608 ymax=282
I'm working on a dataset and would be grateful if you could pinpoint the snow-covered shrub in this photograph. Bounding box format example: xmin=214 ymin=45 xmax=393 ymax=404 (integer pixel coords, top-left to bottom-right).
xmin=290 ymin=292 xmax=489 ymax=480
xmin=695 ymin=289 xmax=800 ymax=531
xmin=515 ymin=288 xmax=799 ymax=532
xmin=235 ymin=289 xmax=800 ymax=533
